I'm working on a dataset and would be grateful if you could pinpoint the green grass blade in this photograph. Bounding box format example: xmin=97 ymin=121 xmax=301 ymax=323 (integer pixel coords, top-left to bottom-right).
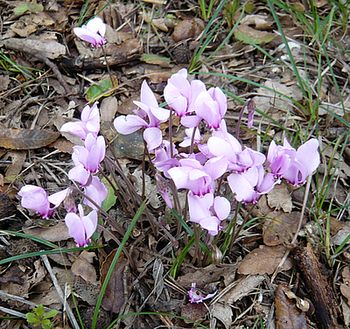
xmin=0 ymin=230 xmax=58 ymax=249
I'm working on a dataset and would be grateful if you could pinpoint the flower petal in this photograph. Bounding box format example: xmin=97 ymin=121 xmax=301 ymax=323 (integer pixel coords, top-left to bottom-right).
xmin=143 ymin=127 xmax=162 ymax=151
xmin=114 ymin=115 xmax=147 ymax=134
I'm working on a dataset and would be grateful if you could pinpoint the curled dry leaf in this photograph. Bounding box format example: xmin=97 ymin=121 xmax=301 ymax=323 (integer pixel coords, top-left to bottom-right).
xmin=0 ymin=128 xmax=59 ymax=150
xmin=275 ymin=284 xmax=308 ymax=329
xmin=238 ymin=245 xmax=292 ymax=275
xmin=172 ymin=18 xmax=205 ymax=42
xmin=211 ymin=303 xmax=233 ymax=329
xmin=263 ymin=211 xmax=304 ymax=246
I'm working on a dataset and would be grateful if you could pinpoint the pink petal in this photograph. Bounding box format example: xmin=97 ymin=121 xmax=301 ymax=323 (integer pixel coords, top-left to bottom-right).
xmin=114 ymin=115 xmax=147 ymax=134
xmin=296 ymin=138 xmax=320 ymax=176
xmin=180 ymin=115 xmax=201 ymax=128
xmin=143 ymin=127 xmax=162 ymax=151
xmin=68 ymin=164 xmax=91 ymax=185
xmin=18 ymin=185 xmax=50 ymax=217
xmin=208 ymin=87 xmax=227 ymax=117
xmin=60 ymin=121 xmax=87 ymax=139
xmin=83 ymin=177 xmax=108 ymax=209
xmin=48 ymin=188 xmax=70 ymax=207
xmin=188 ymin=193 xmax=213 ymax=223
xmin=81 ymin=103 xmax=100 ymax=135
xmin=199 ymin=216 xmax=221 ymax=236
xmin=85 ymin=17 xmax=106 ymax=36
xmin=64 ymin=212 xmax=86 ymax=247
xmin=204 ymin=156 xmax=227 ymax=180
xmin=140 ymin=81 xmax=159 ymax=109
xmin=73 ymin=28 xmax=105 ymax=46
xmin=86 ymin=135 xmax=105 ymax=172
xmin=228 ymin=173 xmax=255 ymax=203
xmin=213 ymin=196 xmax=230 ymax=220
xmin=82 ymin=210 xmax=98 ymax=240
xmin=168 ymin=166 xmax=192 ymax=190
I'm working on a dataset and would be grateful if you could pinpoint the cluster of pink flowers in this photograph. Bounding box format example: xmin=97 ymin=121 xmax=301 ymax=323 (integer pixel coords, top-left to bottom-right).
xmin=114 ymin=69 xmax=320 ymax=236
xmin=19 ymin=103 xmax=107 ymax=247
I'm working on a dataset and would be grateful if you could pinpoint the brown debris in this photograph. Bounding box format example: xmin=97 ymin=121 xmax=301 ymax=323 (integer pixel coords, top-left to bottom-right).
xmin=275 ymin=284 xmax=308 ymax=329
xmin=292 ymin=244 xmax=342 ymax=329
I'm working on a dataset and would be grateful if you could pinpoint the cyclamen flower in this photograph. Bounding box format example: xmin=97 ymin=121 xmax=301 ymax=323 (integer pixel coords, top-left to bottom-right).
xmin=18 ymin=185 xmax=71 ymax=218
xmin=69 ymin=134 xmax=106 ymax=185
xmin=168 ymin=157 xmax=227 ymax=196
xmin=153 ymin=140 xmax=179 ymax=177
xmin=207 ymin=133 xmax=265 ymax=172
xmin=267 ymin=138 xmax=320 ymax=185
xmin=179 ymin=128 xmax=202 ymax=148
xmin=228 ymin=165 xmax=276 ymax=204
xmin=60 ymin=103 xmax=100 ymax=140
xmin=73 ymin=17 xmax=106 ymax=47
xmin=188 ymin=282 xmax=217 ymax=304
xmin=193 ymin=87 xmax=227 ymax=129
xmin=64 ymin=204 xmax=97 ymax=247
xmin=114 ymin=81 xmax=170 ymax=151
xmin=188 ymin=193 xmax=230 ymax=235
xmin=164 ymin=69 xmax=206 ymax=117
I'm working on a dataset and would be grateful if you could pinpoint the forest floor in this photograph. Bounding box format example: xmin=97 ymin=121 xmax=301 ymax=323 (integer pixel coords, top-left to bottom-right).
xmin=0 ymin=0 xmax=350 ymax=328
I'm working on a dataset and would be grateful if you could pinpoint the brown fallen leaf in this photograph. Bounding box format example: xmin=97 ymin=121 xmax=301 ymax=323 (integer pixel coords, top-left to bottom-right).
xmin=238 ymin=245 xmax=292 ymax=275
xmin=71 ymin=251 xmax=97 ymax=284
xmin=172 ymin=18 xmax=205 ymax=42
xmin=181 ymin=303 xmax=207 ymax=323
xmin=100 ymin=252 xmax=128 ymax=313
xmin=0 ymin=192 xmax=17 ymax=218
xmin=263 ymin=211 xmax=304 ymax=246
xmin=220 ymin=275 xmax=265 ymax=304
xmin=23 ymin=221 xmax=70 ymax=242
xmin=0 ymin=129 xmax=59 ymax=150
xmin=4 ymin=151 xmax=26 ymax=183
xmin=2 ymin=38 xmax=65 ymax=59
xmin=275 ymin=284 xmax=308 ymax=329
xmin=267 ymin=183 xmax=293 ymax=213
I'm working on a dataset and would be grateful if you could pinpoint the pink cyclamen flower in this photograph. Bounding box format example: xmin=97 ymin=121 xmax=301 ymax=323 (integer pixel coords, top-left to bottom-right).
xmin=188 ymin=283 xmax=217 ymax=304
xmin=18 ymin=185 xmax=70 ymax=218
xmin=83 ymin=176 xmax=108 ymax=210
xmin=73 ymin=17 xmax=106 ymax=47
xmin=64 ymin=204 xmax=97 ymax=247
xmin=168 ymin=157 xmax=227 ymax=196
xmin=188 ymin=193 xmax=230 ymax=235
xmin=267 ymin=138 xmax=320 ymax=185
xmin=228 ymin=165 xmax=276 ymax=204
xmin=153 ymin=140 xmax=179 ymax=177
xmin=193 ymin=87 xmax=227 ymax=129
xmin=114 ymin=81 xmax=170 ymax=151
xmin=164 ymin=69 xmax=206 ymax=117
xmin=60 ymin=103 xmax=100 ymax=140
xmin=76 ymin=134 xmax=106 ymax=173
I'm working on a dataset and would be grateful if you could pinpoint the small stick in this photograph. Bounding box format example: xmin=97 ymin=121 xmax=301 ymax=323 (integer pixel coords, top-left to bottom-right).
xmin=0 ymin=306 xmax=26 ymax=319
xmin=41 ymin=255 xmax=80 ymax=329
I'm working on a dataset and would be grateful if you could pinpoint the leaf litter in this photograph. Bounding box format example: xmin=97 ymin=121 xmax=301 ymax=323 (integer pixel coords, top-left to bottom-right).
xmin=0 ymin=0 xmax=349 ymax=328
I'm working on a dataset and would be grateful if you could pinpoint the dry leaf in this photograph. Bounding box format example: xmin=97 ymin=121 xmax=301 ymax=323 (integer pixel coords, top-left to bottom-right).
xmin=177 ymin=264 xmax=237 ymax=287
xmin=172 ymin=18 xmax=205 ymax=42
xmin=220 ymin=275 xmax=265 ymax=304
xmin=181 ymin=303 xmax=207 ymax=323
xmin=100 ymin=96 xmax=118 ymax=122
xmin=101 ymin=252 xmax=128 ymax=313
xmin=0 ymin=129 xmax=59 ymax=150
xmin=2 ymin=38 xmax=65 ymax=59
xmin=263 ymin=211 xmax=304 ymax=246
xmin=4 ymin=151 xmax=26 ymax=183
xmin=211 ymin=303 xmax=233 ymax=329
xmin=238 ymin=245 xmax=292 ymax=275
xmin=240 ymin=14 xmax=273 ymax=30
xmin=275 ymin=284 xmax=308 ymax=329
xmin=71 ymin=251 xmax=97 ymax=284
xmin=23 ymin=221 xmax=70 ymax=242
xmin=267 ymin=183 xmax=293 ymax=212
